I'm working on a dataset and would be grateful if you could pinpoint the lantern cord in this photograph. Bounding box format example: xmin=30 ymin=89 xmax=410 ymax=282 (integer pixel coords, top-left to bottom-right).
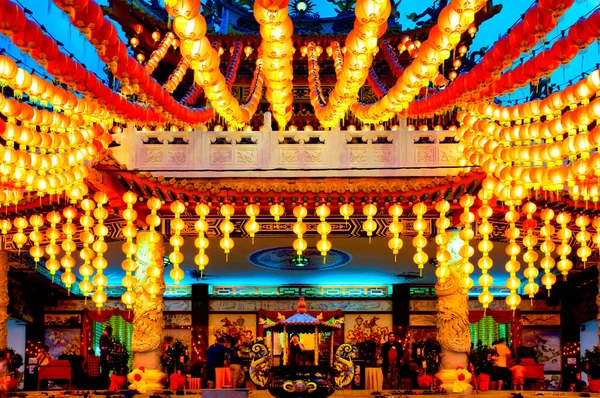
xmin=483 ymin=307 xmax=487 ymax=317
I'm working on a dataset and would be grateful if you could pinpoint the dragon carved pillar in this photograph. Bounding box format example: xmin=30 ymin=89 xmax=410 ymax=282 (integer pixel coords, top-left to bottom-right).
xmin=435 ymin=270 xmax=472 ymax=392
xmin=127 ymin=231 xmax=167 ymax=390
xmin=0 ymin=250 xmax=8 ymax=350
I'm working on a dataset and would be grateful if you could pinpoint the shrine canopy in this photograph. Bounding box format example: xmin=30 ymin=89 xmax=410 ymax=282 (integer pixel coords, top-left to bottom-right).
xmin=263 ymin=298 xmax=342 ymax=334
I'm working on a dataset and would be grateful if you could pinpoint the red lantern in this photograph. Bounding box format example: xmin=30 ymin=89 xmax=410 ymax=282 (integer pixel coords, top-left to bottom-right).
xmin=54 ymin=0 xmax=90 ymax=18
xmin=551 ymin=37 xmax=578 ymax=65
xmin=71 ymin=2 xmax=104 ymax=37
xmin=31 ymin=35 xmax=59 ymax=66
xmin=12 ymin=20 xmax=43 ymax=53
xmin=508 ymin=22 xmax=536 ymax=53
xmin=523 ymin=6 xmax=556 ymax=40
xmin=538 ymin=0 xmax=574 ymax=20
xmin=0 ymin=0 xmax=27 ymax=37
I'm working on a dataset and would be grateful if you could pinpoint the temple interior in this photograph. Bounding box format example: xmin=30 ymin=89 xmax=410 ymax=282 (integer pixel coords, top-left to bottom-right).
xmin=0 ymin=0 xmax=599 ymax=396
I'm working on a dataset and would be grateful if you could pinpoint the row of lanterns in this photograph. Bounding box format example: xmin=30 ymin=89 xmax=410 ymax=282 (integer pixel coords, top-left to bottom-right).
xmin=410 ymin=5 xmax=596 ymax=117
xmin=351 ymin=0 xmax=487 ymax=124
xmin=5 ymin=188 xmax=598 ymax=311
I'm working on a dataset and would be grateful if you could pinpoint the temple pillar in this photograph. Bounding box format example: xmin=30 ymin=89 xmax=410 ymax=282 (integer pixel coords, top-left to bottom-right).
xmin=0 ymin=250 xmax=8 ymax=349
xmin=127 ymin=231 xmax=167 ymax=390
xmin=435 ymin=270 xmax=472 ymax=392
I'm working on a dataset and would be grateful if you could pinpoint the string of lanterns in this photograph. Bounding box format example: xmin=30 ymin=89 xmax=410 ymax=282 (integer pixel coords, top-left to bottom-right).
xmin=194 ymin=203 xmax=210 ymax=279
xmin=144 ymin=32 xmax=175 ymax=75
xmin=349 ymin=0 xmax=486 ymax=125
xmin=121 ymin=191 xmax=138 ymax=308
xmin=254 ymin=0 xmax=295 ymax=129
xmin=411 ymin=5 xmax=595 ymax=117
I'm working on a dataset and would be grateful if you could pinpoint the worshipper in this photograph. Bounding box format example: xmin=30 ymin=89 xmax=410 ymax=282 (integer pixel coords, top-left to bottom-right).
xmin=288 ymin=334 xmax=304 ymax=366
xmin=491 ymin=339 xmax=512 ymax=390
xmin=99 ymin=326 xmax=113 ymax=388
xmin=380 ymin=332 xmax=404 ymax=390
xmin=510 ymin=358 xmax=526 ymax=391
xmin=205 ymin=337 xmax=230 ymax=388
xmin=83 ymin=349 xmax=102 ymax=389
xmin=229 ymin=338 xmax=244 ymax=387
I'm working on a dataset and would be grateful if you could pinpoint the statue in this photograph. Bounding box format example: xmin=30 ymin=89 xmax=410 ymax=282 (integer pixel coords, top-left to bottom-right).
xmin=406 ymin=0 xmax=449 ymax=27
xmin=435 ymin=270 xmax=472 ymax=392
xmin=333 ymin=343 xmax=355 ymax=388
xmin=249 ymin=342 xmax=271 ymax=388
xmin=127 ymin=232 xmax=167 ymax=391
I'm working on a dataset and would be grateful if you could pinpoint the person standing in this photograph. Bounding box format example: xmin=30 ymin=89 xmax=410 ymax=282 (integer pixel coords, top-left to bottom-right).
xmin=205 ymin=337 xmax=230 ymax=388
xmin=510 ymin=358 xmax=526 ymax=391
xmin=83 ymin=349 xmax=102 ymax=389
xmin=380 ymin=333 xmax=404 ymax=390
xmin=288 ymin=334 xmax=304 ymax=366
xmin=99 ymin=326 xmax=113 ymax=388
xmin=492 ymin=339 xmax=512 ymax=390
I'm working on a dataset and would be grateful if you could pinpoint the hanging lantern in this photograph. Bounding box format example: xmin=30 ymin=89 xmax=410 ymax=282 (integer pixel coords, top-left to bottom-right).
xmin=522 ymin=202 xmax=539 ymax=299
xmin=412 ymin=202 xmax=428 ymax=277
xmin=539 ymin=208 xmax=556 ymax=294
xmin=339 ymin=203 xmax=354 ymax=226
xmin=575 ymin=214 xmax=591 ymax=268
xmin=121 ymin=191 xmax=138 ymax=308
xmin=28 ymin=214 xmax=44 ymax=265
xmin=169 ymin=200 xmax=186 ymax=284
xmin=388 ymin=203 xmax=404 ymax=262
xmin=270 ymin=202 xmax=284 ymax=222
xmin=144 ymin=197 xmax=162 ymax=298
xmin=555 ymin=212 xmax=573 ymax=280
xmin=244 ymin=203 xmax=260 ymax=244
xmin=504 ymin=204 xmax=521 ymax=311
xmin=362 ymin=203 xmax=378 ymax=243
xmin=78 ymin=198 xmax=96 ymax=298
xmin=316 ymin=203 xmax=332 ymax=263
xmin=92 ymin=192 xmax=109 ymax=308
xmin=219 ymin=203 xmax=235 ymax=261
xmin=130 ymin=37 xmax=139 ymax=48
xmin=45 ymin=211 xmax=62 ymax=281
xmin=434 ymin=200 xmax=450 ymax=282
xmin=194 ymin=203 xmax=210 ymax=279
xmin=12 ymin=216 xmax=28 ymax=250
xmin=60 ymin=206 xmax=78 ymax=291
xmin=459 ymin=195 xmax=475 ymax=291
xmin=292 ymin=205 xmax=308 ymax=257
xmin=477 ymin=188 xmax=494 ymax=309
xmin=0 ymin=219 xmax=11 ymax=236
xmin=152 ymin=31 xmax=161 ymax=42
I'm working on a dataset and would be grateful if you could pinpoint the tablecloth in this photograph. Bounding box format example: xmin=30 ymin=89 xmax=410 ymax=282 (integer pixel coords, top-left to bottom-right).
xmin=365 ymin=367 xmax=383 ymax=390
xmin=215 ymin=367 xmax=233 ymax=389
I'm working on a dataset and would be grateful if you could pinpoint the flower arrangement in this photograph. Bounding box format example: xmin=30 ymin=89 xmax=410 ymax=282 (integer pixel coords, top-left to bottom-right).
xmin=0 ymin=347 xmax=23 ymax=379
xmin=162 ymin=339 xmax=189 ymax=375
xmin=581 ymin=346 xmax=600 ymax=380
xmin=129 ymin=367 xmax=147 ymax=393
xmin=452 ymin=366 xmax=472 ymax=393
xmin=411 ymin=339 xmax=441 ymax=374
xmin=108 ymin=338 xmax=129 ymax=376
xmin=468 ymin=341 xmax=497 ymax=376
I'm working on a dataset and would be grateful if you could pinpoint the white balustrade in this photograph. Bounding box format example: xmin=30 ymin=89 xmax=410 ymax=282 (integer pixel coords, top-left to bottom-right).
xmin=111 ymin=115 xmax=463 ymax=177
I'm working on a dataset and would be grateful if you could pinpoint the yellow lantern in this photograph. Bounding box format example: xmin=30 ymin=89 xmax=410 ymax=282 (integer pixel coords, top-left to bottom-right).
xmin=245 ymin=203 xmax=260 ymax=244
xmin=362 ymin=203 xmax=378 ymax=243
xmin=339 ymin=203 xmax=354 ymax=226
xmin=79 ymin=198 xmax=96 ymax=298
xmin=121 ymin=191 xmax=138 ymax=308
xmin=219 ymin=203 xmax=235 ymax=261
xmin=169 ymin=201 xmax=186 ymax=284
xmin=539 ymin=208 xmax=556 ymax=294
xmin=504 ymin=203 xmax=521 ymax=310
xmin=555 ymin=212 xmax=573 ymax=280
xmin=388 ymin=203 xmax=404 ymax=261
xmin=434 ymin=200 xmax=450 ymax=281
xmin=45 ymin=211 xmax=62 ymax=281
xmin=92 ymin=192 xmax=109 ymax=308
xmin=477 ymin=188 xmax=494 ymax=309
xmin=521 ymin=202 xmax=539 ymax=299
xmin=316 ymin=203 xmax=332 ymax=262
xmin=575 ymin=214 xmax=591 ymax=268
xmin=12 ymin=216 xmax=28 ymax=250
xmin=194 ymin=203 xmax=210 ymax=278
xmin=270 ymin=202 xmax=285 ymax=222
xmin=458 ymin=195 xmax=475 ymax=291
xmin=28 ymin=214 xmax=44 ymax=265
xmin=144 ymin=197 xmax=162 ymax=298
xmin=412 ymin=202 xmax=428 ymax=277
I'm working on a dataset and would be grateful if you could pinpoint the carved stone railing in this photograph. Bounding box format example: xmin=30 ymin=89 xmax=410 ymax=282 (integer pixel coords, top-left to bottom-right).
xmin=111 ymin=116 xmax=463 ymax=177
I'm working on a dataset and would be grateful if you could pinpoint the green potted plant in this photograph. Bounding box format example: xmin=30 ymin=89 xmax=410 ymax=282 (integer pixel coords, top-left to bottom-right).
xmin=108 ymin=338 xmax=129 ymax=391
xmin=581 ymin=346 xmax=600 ymax=392
xmin=468 ymin=342 xmax=497 ymax=391
xmin=0 ymin=347 xmax=24 ymax=391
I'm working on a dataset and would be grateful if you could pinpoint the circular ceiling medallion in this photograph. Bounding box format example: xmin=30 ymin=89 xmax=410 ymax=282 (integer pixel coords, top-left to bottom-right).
xmin=249 ymin=247 xmax=352 ymax=271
